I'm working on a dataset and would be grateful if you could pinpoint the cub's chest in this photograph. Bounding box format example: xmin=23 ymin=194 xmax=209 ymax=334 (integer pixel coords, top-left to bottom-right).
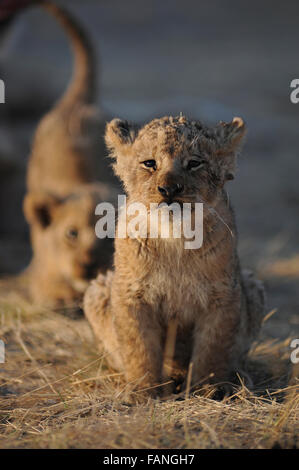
xmin=142 ymin=244 xmax=211 ymax=316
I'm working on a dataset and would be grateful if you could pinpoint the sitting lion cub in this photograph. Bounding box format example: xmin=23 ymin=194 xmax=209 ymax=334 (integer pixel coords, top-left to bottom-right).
xmin=84 ymin=115 xmax=265 ymax=397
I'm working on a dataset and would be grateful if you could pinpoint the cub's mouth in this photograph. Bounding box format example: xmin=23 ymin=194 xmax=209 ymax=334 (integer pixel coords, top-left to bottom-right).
xmin=158 ymin=195 xmax=197 ymax=206
xmin=159 ymin=198 xmax=182 ymax=206
xmin=70 ymin=278 xmax=90 ymax=294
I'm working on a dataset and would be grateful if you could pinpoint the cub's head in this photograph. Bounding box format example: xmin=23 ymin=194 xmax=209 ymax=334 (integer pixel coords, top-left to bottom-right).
xmin=24 ymin=183 xmax=115 ymax=291
xmin=105 ymin=115 xmax=246 ymax=207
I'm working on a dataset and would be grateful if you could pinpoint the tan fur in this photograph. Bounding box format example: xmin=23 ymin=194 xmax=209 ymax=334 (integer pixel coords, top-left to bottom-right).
xmin=26 ymin=1 xmax=117 ymax=194
xmin=84 ymin=115 xmax=265 ymax=397
xmin=22 ymin=2 xmax=118 ymax=307
xmin=24 ymin=183 xmax=116 ymax=308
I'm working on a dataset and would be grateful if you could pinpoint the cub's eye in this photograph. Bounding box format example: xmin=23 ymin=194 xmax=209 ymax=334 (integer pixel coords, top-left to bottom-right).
xmin=186 ymin=159 xmax=206 ymax=171
xmin=65 ymin=227 xmax=78 ymax=241
xmin=141 ymin=159 xmax=156 ymax=169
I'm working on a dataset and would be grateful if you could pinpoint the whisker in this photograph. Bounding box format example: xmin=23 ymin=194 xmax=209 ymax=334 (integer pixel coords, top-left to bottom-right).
xmin=195 ymin=195 xmax=234 ymax=240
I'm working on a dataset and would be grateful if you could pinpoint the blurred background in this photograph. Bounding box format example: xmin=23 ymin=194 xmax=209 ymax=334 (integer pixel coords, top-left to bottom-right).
xmin=0 ymin=0 xmax=298 ymax=341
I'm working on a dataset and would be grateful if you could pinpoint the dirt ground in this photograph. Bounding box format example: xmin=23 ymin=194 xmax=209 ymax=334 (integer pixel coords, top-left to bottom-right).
xmin=0 ymin=0 xmax=298 ymax=449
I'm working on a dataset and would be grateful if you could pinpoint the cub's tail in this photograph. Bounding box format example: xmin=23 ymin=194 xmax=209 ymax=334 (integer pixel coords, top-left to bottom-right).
xmin=242 ymin=269 xmax=266 ymax=341
xmin=40 ymin=1 xmax=96 ymax=108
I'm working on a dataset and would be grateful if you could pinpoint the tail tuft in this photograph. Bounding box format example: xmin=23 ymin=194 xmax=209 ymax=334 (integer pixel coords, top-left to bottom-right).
xmin=242 ymin=269 xmax=266 ymax=340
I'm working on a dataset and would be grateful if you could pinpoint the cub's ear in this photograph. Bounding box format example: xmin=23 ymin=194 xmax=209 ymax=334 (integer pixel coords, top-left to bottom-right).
xmin=105 ymin=119 xmax=138 ymax=156
xmin=214 ymin=117 xmax=246 ymax=182
xmin=216 ymin=117 xmax=246 ymax=153
xmin=23 ymin=192 xmax=61 ymax=229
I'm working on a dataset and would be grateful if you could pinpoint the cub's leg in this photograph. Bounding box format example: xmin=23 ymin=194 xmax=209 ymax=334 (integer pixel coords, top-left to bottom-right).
xmin=84 ymin=271 xmax=123 ymax=371
xmin=231 ymin=270 xmax=266 ymax=382
xmin=190 ymin=291 xmax=241 ymax=390
xmin=111 ymin=295 xmax=165 ymax=397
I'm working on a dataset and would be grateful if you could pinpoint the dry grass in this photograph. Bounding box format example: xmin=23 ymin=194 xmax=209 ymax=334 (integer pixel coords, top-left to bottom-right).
xmin=0 ymin=291 xmax=298 ymax=449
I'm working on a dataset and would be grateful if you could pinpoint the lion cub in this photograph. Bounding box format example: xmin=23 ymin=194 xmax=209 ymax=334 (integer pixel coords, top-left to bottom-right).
xmin=20 ymin=2 xmax=118 ymax=308
xmin=24 ymin=184 xmax=115 ymax=309
xmin=84 ymin=115 xmax=265 ymax=396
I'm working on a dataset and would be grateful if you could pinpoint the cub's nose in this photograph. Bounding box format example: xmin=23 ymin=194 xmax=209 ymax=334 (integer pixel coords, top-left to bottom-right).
xmin=158 ymin=183 xmax=184 ymax=199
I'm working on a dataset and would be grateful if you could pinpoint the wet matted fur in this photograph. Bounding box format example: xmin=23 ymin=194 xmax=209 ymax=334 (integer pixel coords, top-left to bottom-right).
xmin=84 ymin=115 xmax=265 ymax=399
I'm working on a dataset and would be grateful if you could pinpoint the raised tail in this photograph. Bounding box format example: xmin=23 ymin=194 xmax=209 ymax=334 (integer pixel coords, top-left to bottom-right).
xmin=40 ymin=1 xmax=96 ymax=107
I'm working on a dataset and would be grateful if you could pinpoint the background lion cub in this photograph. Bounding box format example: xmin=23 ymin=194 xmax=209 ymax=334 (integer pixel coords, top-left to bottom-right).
xmin=20 ymin=2 xmax=118 ymax=308
xmin=84 ymin=115 xmax=265 ymax=397
xmin=24 ymin=184 xmax=114 ymax=308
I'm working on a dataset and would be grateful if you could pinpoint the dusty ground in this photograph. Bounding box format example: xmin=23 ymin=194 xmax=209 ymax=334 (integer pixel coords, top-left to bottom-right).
xmin=0 ymin=0 xmax=298 ymax=449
